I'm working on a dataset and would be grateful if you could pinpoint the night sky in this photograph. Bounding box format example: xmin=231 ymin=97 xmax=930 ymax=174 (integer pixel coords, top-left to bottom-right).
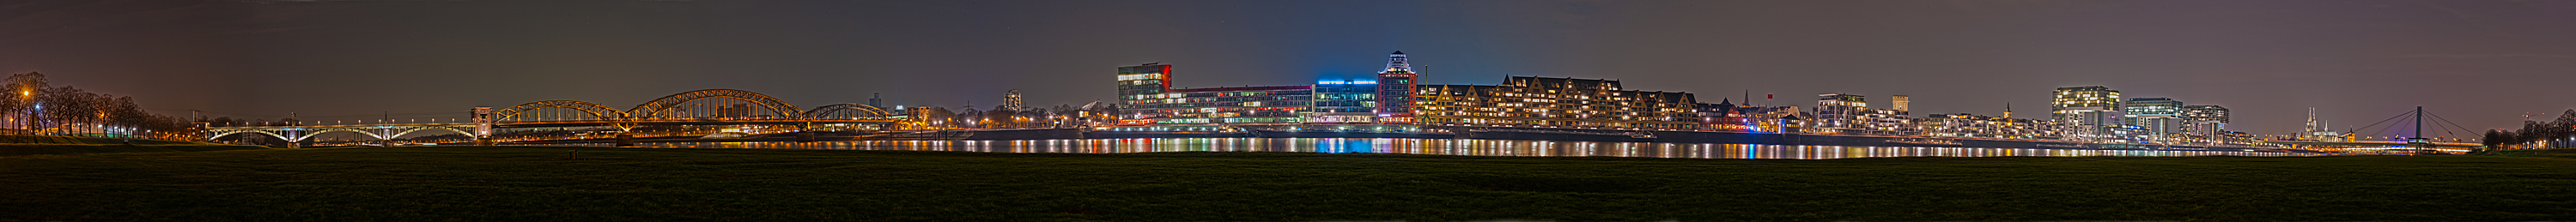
xmin=5 ymin=0 xmax=2574 ymax=136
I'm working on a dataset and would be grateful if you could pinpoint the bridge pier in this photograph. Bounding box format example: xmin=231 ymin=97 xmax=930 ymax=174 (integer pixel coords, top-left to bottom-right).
xmin=616 ymin=134 xmax=635 ymax=147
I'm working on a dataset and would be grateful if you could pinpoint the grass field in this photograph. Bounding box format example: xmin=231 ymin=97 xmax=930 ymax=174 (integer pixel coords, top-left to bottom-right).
xmin=3 ymin=147 xmax=2572 ymax=221
xmin=0 ymin=135 xmax=270 ymax=156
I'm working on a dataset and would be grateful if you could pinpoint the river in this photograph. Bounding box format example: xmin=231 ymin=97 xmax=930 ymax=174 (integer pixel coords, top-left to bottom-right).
xmin=560 ymin=138 xmax=2326 ymax=159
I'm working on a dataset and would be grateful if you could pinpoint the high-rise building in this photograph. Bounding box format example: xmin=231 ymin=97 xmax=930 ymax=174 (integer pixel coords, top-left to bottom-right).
xmin=2181 ymin=105 xmax=2229 ymax=137
xmin=1891 ymin=95 xmax=1911 ymax=112
xmin=2180 ymin=105 xmax=2229 ymax=123
xmin=2060 ymin=106 xmax=2126 ymax=141
xmin=2123 ymin=98 xmax=2181 ymax=116
xmin=1375 ymin=51 xmax=1419 ymax=122
xmin=2130 ymin=114 xmax=2184 ymax=142
xmin=868 ymin=93 xmax=882 ymax=108
xmin=2050 ymin=86 xmax=2122 ymax=120
xmin=1918 ymin=113 xmax=2060 ymax=139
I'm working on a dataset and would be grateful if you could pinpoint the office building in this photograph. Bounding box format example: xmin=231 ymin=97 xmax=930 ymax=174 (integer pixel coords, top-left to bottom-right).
xmin=1813 ymin=93 xmax=1868 ymax=132
xmin=1414 ymin=76 xmax=1703 ymax=129
xmin=2051 ymin=86 xmax=2122 ymax=120
xmin=1919 ymin=113 xmax=2061 ymax=139
xmin=1309 ymin=80 xmax=1380 ymax=123
xmin=2123 ymin=98 xmax=2180 ymax=116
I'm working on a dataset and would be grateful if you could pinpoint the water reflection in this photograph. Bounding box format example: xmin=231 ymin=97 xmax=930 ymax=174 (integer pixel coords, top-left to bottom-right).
xmin=566 ymin=138 xmax=2324 ymax=159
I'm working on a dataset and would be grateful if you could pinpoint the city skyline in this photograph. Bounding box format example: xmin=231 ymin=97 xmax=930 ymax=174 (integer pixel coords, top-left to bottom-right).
xmin=5 ymin=0 xmax=2575 ymax=135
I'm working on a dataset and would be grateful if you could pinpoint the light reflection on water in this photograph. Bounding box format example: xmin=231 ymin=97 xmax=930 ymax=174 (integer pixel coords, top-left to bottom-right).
xmin=569 ymin=138 xmax=2324 ymax=159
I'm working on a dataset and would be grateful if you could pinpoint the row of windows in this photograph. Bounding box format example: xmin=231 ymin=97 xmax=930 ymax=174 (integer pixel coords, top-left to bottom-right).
xmin=1419 ymin=117 xmax=1700 ymax=129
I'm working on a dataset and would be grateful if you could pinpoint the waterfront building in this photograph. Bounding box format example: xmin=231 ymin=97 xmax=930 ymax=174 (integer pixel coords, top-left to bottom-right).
xmin=2060 ymin=106 xmax=2125 ymax=141
xmin=1309 ymin=80 xmax=1379 ymax=123
xmin=2121 ymin=98 xmax=2184 ymax=142
xmin=1812 ymin=93 xmax=1867 ymax=133
xmin=2131 ymin=114 xmax=2184 ymax=143
xmin=1691 ymin=99 xmax=1753 ymax=131
xmin=1735 ymin=105 xmax=1802 ymax=133
xmin=2051 ymin=86 xmax=2122 ymax=120
xmin=1375 ymin=51 xmax=1419 ymax=123
xmin=1861 ymin=109 xmax=1916 ymax=135
xmin=1918 ymin=113 xmax=2061 ymax=139
xmin=2181 ymin=105 xmax=2229 ymax=139
xmin=1116 ymin=63 xmax=1173 ymax=102
xmin=1810 ymin=93 xmax=1911 ymax=135
xmin=1413 ymin=76 xmax=1704 ymax=129
xmin=2182 ymin=105 xmax=2229 ymax=124
xmin=2123 ymin=98 xmax=2180 ymax=116
xmin=1114 ymin=63 xmax=1315 ymax=125
xmin=1115 ymin=86 xmax=1313 ymax=125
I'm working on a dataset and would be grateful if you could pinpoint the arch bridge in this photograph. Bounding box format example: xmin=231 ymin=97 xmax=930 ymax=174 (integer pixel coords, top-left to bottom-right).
xmin=202 ymin=89 xmax=906 ymax=147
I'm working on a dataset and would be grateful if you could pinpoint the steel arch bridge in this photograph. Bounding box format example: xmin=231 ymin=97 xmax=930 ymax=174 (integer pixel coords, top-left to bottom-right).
xmin=200 ymin=89 xmax=906 ymax=147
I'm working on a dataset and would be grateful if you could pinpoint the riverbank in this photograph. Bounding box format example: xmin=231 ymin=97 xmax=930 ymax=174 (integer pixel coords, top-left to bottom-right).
xmin=3 ymin=147 xmax=2567 ymax=220
xmin=0 ymin=135 xmax=270 ymax=156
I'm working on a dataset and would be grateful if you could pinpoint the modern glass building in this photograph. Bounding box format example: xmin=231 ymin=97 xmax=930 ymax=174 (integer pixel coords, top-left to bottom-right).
xmin=1115 ymin=86 xmax=1313 ymax=125
xmin=1309 ymin=80 xmax=1379 ymax=123
xmin=2051 ymin=86 xmax=2122 ymax=120
xmin=2123 ymin=98 xmax=2181 ymax=116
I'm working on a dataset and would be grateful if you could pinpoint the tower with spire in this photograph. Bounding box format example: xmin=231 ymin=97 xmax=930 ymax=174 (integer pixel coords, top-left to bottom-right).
xmin=1375 ymin=51 xmax=1419 ymax=121
xmin=2002 ymin=103 xmax=2013 ymax=119
xmin=1000 ymin=90 xmax=1025 ymax=111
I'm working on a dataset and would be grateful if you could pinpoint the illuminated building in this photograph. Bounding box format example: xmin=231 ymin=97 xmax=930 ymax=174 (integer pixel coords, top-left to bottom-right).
xmin=1812 ymin=93 xmax=1867 ymax=133
xmin=1690 ymin=99 xmax=1754 ymax=131
xmin=1116 ymin=63 xmax=1172 ymax=101
xmin=1413 ymin=76 xmax=1703 ymax=129
xmin=2123 ymin=98 xmax=2179 ymax=116
xmin=1891 ymin=95 xmax=1910 ymax=112
xmin=867 ymin=93 xmax=883 ymax=109
xmin=1115 ymin=63 xmax=1310 ymax=125
xmin=999 ymin=90 xmax=1025 ymax=111
xmin=1811 ymin=93 xmax=1913 ymax=135
xmin=2122 ymin=97 xmax=2184 ymax=142
xmin=1309 ymin=80 xmax=1379 ymax=123
xmin=2182 ymin=105 xmax=2230 ymax=137
xmin=2050 ymin=86 xmax=2122 ymax=120
xmin=2182 ymin=105 xmax=2228 ymax=123
xmin=2131 ymin=114 xmax=2184 ymax=143
xmin=1375 ymin=51 xmax=1419 ymax=123
xmin=1118 ymin=86 xmax=1313 ymax=125
xmin=1918 ymin=113 xmax=2060 ymax=139
xmin=2060 ymin=106 xmax=2125 ymax=141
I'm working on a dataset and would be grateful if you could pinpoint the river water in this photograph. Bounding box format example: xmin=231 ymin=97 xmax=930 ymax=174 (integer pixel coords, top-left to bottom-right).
xmin=568 ymin=138 xmax=2325 ymax=159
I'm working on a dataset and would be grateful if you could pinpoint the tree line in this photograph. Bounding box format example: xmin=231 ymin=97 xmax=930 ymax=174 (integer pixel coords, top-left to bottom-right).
xmin=2482 ymin=110 xmax=2576 ymax=150
xmin=2 ymin=72 xmax=200 ymax=141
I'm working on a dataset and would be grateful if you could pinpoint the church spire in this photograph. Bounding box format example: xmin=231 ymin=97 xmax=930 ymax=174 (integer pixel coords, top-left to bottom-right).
xmin=2003 ymin=103 xmax=2013 ymax=118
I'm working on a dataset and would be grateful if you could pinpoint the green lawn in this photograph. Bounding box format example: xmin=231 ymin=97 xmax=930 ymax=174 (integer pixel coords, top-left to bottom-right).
xmin=3 ymin=147 xmax=2572 ymax=221
xmin=0 ymin=135 xmax=270 ymax=156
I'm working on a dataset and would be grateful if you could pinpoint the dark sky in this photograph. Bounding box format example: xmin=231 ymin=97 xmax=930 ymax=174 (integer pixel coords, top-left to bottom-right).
xmin=5 ymin=0 xmax=2574 ymax=136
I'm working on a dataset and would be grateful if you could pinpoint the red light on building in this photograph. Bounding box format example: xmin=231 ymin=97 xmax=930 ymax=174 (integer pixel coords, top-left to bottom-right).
xmin=1117 ymin=119 xmax=1157 ymax=125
